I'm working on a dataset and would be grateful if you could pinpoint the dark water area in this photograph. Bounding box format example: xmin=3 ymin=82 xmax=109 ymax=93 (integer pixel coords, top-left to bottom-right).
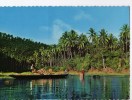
xmin=0 ymin=75 xmax=129 ymax=99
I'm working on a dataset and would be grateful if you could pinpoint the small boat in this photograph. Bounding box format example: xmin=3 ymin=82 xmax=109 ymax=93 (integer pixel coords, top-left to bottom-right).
xmin=9 ymin=74 xmax=68 ymax=79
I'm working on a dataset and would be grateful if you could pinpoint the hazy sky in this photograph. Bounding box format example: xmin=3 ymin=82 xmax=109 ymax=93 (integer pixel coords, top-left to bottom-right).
xmin=0 ymin=7 xmax=129 ymax=44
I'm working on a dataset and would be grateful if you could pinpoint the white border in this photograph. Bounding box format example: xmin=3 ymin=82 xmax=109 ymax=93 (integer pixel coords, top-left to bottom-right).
xmin=0 ymin=0 xmax=131 ymax=6
xmin=129 ymin=0 xmax=132 ymax=99
xmin=0 ymin=0 xmax=131 ymax=99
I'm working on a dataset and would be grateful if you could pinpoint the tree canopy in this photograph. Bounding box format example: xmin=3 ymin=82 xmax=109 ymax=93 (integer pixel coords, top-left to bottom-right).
xmin=0 ymin=24 xmax=130 ymax=72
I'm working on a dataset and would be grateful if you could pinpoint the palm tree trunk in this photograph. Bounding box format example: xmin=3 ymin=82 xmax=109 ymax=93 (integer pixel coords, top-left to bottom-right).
xmin=102 ymin=54 xmax=105 ymax=70
xmin=64 ymin=49 xmax=66 ymax=60
xmin=126 ymin=37 xmax=127 ymax=59
xmin=68 ymin=47 xmax=71 ymax=59
xmin=50 ymin=59 xmax=52 ymax=67
xmin=70 ymin=47 xmax=72 ymax=59
xmin=79 ymin=49 xmax=82 ymax=56
xmin=54 ymin=53 xmax=56 ymax=65
xmin=126 ymin=36 xmax=127 ymax=52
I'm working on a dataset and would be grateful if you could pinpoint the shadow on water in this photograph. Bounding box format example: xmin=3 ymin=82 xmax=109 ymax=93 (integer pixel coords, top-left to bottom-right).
xmin=0 ymin=75 xmax=130 ymax=99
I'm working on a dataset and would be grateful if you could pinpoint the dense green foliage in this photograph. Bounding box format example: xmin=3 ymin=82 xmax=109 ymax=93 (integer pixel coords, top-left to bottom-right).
xmin=0 ymin=24 xmax=130 ymax=72
xmin=0 ymin=32 xmax=49 ymax=72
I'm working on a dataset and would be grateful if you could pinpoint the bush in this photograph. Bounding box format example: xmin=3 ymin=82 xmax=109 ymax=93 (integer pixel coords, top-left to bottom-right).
xmin=59 ymin=66 xmax=67 ymax=71
xmin=51 ymin=66 xmax=60 ymax=72
xmin=125 ymin=58 xmax=129 ymax=69
xmin=109 ymin=57 xmax=119 ymax=71
xmin=63 ymin=59 xmax=76 ymax=70
xmin=73 ymin=54 xmax=91 ymax=71
xmin=43 ymin=66 xmax=50 ymax=70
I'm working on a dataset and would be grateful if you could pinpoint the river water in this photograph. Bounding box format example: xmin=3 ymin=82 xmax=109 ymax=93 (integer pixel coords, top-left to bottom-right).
xmin=0 ymin=75 xmax=129 ymax=99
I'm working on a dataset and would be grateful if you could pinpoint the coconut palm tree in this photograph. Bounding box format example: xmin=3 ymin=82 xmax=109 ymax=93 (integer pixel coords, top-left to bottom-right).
xmin=87 ymin=28 xmax=99 ymax=55
xmin=33 ymin=51 xmax=39 ymax=67
xmin=58 ymin=31 xmax=69 ymax=60
xmin=99 ymin=29 xmax=108 ymax=70
xmin=59 ymin=30 xmax=78 ymax=59
xmin=120 ymin=24 xmax=130 ymax=53
xmin=78 ymin=33 xmax=88 ymax=56
xmin=69 ymin=30 xmax=78 ymax=57
xmin=39 ymin=47 xmax=45 ymax=66
xmin=107 ymin=34 xmax=118 ymax=52
xmin=99 ymin=29 xmax=108 ymax=48
xmin=88 ymin=28 xmax=97 ymax=43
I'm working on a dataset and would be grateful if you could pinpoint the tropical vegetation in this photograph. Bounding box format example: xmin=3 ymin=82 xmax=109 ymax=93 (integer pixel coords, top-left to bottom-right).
xmin=0 ymin=24 xmax=130 ymax=73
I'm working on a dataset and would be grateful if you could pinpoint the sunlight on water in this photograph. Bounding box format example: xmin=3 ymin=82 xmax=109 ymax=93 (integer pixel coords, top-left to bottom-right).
xmin=0 ymin=75 xmax=129 ymax=99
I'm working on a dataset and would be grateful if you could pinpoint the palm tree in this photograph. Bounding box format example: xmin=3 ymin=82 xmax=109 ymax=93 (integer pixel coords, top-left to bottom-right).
xmin=120 ymin=24 xmax=130 ymax=53
xmin=99 ymin=29 xmax=108 ymax=48
xmin=87 ymin=28 xmax=100 ymax=55
xmin=107 ymin=34 xmax=118 ymax=52
xmin=78 ymin=33 xmax=88 ymax=56
xmin=39 ymin=47 xmax=45 ymax=66
xmin=59 ymin=30 xmax=78 ymax=59
xmin=88 ymin=28 xmax=97 ymax=44
xmin=69 ymin=30 xmax=78 ymax=58
xmin=99 ymin=29 xmax=108 ymax=70
xmin=58 ymin=31 xmax=69 ymax=60
xmin=33 ymin=51 xmax=39 ymax=67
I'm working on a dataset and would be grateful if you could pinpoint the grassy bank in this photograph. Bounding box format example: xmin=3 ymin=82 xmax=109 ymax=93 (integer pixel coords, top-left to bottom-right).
xmin=68 ymin=71 xmax=129 ymax=76
xmin=0 ymin=72 xmax=32 ymax=78
xmin=0 ymin=69 xmax=129 ymax=78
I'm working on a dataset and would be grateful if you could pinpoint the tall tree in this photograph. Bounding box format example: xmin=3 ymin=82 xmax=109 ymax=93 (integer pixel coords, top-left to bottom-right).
xmin=99 ymin=29 xmax=108 ymax=69
xmin=88 ymin=28 xmax=97 ymax=44
xmin=120 ymin=24 xmax=130 ymax=53
xmin=107 ymin=34 xmax=118 ymax=52
xmin=78 ymin=33 xmax=88 ymax=56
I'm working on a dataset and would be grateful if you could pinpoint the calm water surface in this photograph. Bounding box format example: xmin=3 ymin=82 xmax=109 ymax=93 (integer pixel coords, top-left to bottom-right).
xmin=0 ymin=75 xmax=129 ymax=99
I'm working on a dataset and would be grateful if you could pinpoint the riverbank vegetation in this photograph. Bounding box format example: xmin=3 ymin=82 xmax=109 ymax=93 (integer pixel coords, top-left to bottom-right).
xmin=0 ymin=24 xmax=130 ymax=74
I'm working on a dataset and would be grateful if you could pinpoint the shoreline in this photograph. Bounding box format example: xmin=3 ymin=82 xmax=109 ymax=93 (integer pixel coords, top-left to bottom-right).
xmin=0 ymin=70 xmax=130 ymax=78
xmin=68 ymin=71 xmax=130 ymax=76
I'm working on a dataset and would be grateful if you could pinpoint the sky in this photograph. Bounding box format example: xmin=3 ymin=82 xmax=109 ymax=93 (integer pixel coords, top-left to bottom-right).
xmin=0 ymin=7 xmax=130 ymax=44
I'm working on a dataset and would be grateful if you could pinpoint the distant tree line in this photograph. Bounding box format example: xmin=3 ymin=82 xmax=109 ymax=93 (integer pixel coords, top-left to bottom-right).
xmin=0 ymin=24 xmax=130 ymax=72
xmin=0 ymin=32 xmax=49 ymax=72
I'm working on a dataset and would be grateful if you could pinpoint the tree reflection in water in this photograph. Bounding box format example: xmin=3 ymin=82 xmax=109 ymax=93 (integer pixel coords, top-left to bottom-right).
xmin=0 ymin=75 xmax=130 ymax=99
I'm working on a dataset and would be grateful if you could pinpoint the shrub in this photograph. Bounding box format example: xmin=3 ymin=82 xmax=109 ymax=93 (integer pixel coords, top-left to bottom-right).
xmin=64 ymin=59 xmax=77 ymax=70
xmin=59 ymin=66 xmax=66 ymax=71
xmin=51 ymin=66 xmax=60 ymax=72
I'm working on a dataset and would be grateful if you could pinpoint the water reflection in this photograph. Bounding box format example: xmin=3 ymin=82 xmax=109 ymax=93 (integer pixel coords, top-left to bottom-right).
xmin=0 ymin=75 xmax=129 ymax=99
xmin=79 ymin=73 xmax=84 ymax=85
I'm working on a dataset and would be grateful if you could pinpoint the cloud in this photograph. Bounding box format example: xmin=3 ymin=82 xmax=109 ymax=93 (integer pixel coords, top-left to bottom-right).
xmin=52 ymin=19 xmax=84 ymax=44
xmin=52 ymin=19 xmax=72 ymax=43
xmin=74 ymin=11 xmax=93 ymax=21
xmin=38 ymin=19 xmax=84 ymax=44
